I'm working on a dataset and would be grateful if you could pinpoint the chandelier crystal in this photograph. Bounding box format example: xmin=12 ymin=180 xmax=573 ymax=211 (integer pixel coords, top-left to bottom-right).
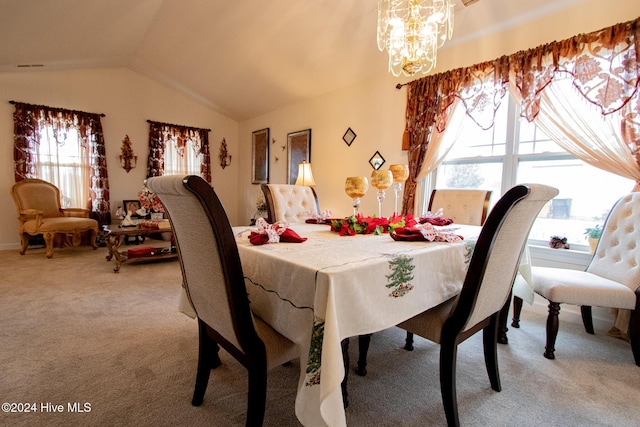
xmin=377 ymin=0 xmax=455 ymax=77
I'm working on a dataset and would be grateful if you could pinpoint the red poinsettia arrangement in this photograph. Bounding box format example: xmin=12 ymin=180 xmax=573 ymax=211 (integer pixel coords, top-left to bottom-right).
xmin=330 ymin=213 xmax=417 ymax=236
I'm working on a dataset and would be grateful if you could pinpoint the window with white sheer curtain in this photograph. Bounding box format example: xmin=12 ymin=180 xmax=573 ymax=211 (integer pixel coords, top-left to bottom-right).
xmin=163 ymin=137 xmax=204 ymax=176
xmin=431 ymin=94 xmax=635 ymax=248
xmin=33 ymin=126 xmax=91 ymax=209
xmin=145 ymin=120 xmax=211 ymax=183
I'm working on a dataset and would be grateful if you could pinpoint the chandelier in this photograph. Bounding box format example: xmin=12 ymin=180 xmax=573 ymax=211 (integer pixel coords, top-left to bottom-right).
xmin=377 ymin=0 xmax=455 ymax=77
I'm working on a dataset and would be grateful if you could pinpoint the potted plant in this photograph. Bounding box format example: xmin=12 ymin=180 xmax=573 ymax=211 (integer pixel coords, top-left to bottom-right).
xmin=584 ymin=224 xmax=602 ymax=254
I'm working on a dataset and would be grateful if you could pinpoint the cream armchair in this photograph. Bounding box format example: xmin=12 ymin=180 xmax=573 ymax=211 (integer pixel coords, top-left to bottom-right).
xmin=11 ymin=179 xmax=99 ymax=258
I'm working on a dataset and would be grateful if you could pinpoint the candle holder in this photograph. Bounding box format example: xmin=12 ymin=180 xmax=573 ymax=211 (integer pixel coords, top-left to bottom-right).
xmin=389 ymin=164 xmax=409 ymax=215
xmin=344 ymin=177 xmax=369 ymax=216
xmin=371 ymin=170 xmax=393 ymax=218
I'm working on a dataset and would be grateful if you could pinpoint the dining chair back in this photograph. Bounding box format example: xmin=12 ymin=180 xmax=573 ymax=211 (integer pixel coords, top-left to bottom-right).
xmin=261 ymin=183 xmax=320 ymax=223
xmin=397 ymin=183 xmax=558 ymax=427
xmin=429 ymin=188 xmax=492 ymax=225
xmin=510 ymin=191 xmax=640 ymax=366
xmin=146 ymin=175 xmax=298 ymax=426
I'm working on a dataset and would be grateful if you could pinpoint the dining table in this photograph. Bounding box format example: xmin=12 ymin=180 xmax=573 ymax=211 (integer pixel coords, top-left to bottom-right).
xmin=179 ymin=221 xmax=481 ymax=427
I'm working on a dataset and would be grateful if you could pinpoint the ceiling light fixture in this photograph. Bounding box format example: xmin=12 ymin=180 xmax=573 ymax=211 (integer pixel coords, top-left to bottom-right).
xmin=377 ymin=0 xmax=455 ymax=77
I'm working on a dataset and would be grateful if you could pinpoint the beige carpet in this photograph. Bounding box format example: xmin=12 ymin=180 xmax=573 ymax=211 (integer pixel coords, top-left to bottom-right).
xmin=1 ymin=243 xmax=639 ymax=426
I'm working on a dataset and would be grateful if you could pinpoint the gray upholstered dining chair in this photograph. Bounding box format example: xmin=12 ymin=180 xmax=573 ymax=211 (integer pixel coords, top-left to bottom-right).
xmin=428 ymin=188 xmax=492 ymax=226
xmin=356 ymin=187 xmax=493 ymax=376
xmin=146 ymin=175 xmax=298 ymax=426
xmin=260 ymin=183 xmax=320 ymax=223
xmin=393 ymin=183 xmax=558 ymax=427
xmin=510 ymin=192 xmax=640 ymax=366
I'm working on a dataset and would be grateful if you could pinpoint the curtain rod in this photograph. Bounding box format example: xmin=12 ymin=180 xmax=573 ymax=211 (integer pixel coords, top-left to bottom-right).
xmin=147 ymin=119 xmax=211 ymax=132
xmin=9 ymin=100 xmax=106 ymax=117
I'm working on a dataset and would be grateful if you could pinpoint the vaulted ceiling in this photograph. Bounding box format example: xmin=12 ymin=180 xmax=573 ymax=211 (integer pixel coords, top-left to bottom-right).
xmin=0 ymin=0 xmax=589 ymax=122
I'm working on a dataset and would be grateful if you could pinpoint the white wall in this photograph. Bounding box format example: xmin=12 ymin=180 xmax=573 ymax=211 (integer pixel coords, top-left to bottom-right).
xmin=0 ymin=67 xmax=239 ymax=250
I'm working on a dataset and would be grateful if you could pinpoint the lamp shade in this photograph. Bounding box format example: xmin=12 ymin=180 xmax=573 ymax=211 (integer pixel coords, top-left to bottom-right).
xmin=295 ymin=161 xmax=316 ymax=186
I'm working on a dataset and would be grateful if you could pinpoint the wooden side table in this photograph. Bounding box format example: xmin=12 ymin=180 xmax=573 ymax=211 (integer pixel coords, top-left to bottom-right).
xmin=103 ymin=224 xmax=177 ymax=272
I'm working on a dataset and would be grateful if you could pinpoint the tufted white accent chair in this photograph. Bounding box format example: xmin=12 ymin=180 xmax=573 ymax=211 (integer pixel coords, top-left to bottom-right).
xmin=429 ymin=189 xmax=492 ymax=225
xmin=260 ymin=184 xmax=320 ymax=224
xmin=512 ymin=192 xmax=640 ymax=366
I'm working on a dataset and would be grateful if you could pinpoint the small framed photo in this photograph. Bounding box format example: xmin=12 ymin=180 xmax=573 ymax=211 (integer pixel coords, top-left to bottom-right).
xmin=369 ymin=151 xmax=386 ymax=170
xmin=123 ymin=200 xmax=145 ymax=218
xmin=287 ymin=129 xmax=311 ymax=185
xmin=252 ymin=128 xmax=270 ymax=184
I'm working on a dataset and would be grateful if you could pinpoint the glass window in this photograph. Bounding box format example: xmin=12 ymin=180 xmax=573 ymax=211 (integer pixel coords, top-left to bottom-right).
xmin=34 ymin=126 xmax=91 ymax=209
xmin=432 ymin=96 xmax=635 ymax=249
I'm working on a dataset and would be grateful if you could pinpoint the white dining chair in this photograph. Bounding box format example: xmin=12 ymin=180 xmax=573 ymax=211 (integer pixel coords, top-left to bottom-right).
xmin=395 ymin=183 xmax=558 ymax=426
xmin=260 ymin=183 xmax=320 ymax=223
xmin=510 ymin=192 xmax=640 ymax=366
xmin=147 ymin=175 xmax=298 ymax=426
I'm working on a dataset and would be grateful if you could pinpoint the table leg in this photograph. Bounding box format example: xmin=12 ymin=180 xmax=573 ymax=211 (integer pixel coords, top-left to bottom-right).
xmin=341 ymin=338 xmax=349 ymax=409
xmin=106 ymin=234 xmax=125 ymax=273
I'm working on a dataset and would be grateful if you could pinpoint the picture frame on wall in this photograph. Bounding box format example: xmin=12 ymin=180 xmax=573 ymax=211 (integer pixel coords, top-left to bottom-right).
xmin=287 ymin=129 xmax=311 ymax=185
xmin=252 ymin=128 xmax=270 ymax=184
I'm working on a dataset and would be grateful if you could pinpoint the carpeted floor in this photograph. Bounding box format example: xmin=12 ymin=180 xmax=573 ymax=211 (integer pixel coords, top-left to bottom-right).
xmin=1 ymin=244 xmax=639 ymax=426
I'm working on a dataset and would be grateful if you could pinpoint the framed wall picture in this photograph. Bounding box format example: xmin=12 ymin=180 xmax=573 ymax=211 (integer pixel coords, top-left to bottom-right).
xmin=287 ymin=129 xmax=311 ymax=185
xmin=343 ymin=127 xmax=356 ymax=146
xmin=252 ymin=128 xmax=270 ymax=184
xmin=369 ymin=151 xmax=386 ymax=170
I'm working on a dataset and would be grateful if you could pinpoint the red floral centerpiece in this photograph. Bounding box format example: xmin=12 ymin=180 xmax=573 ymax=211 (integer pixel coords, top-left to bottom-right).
xmin=138 ymin=185 xmax=165 ymax=213
xmin=330 ymin=213 xmax=417 ymax=236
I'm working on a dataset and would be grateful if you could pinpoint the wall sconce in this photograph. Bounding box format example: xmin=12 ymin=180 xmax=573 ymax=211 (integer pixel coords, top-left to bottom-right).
xmin=295 ymin=161 xmax=316 ymax=186
xmin=219 ymin=138 xmax=231 ymax=169
xmin=119 ymin=135 xmax=137 ymax=173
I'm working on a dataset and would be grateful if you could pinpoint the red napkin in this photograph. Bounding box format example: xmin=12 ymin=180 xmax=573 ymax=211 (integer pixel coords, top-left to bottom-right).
xmin=249 ymin=231 xmax=270 ymax=245
xmin=391 ymin=224 xmax=463 ymax=243
xmin=279 ymin=228 xmax=307 ymax=243
xmin=419 ymin=216 xmax=454 ymax=226
xmin=248 ymin=218 xmax=307 ymax=245
xmin=390 ymin=227 xmax=427 ymax=241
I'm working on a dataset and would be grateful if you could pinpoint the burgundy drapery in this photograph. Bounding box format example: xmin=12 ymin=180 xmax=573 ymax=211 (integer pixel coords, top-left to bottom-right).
xmin=402 ymin=17 xmax=640 ymax=213
xmin=146 ymin=120 xmax=211 ymax=183
xmin=12 ymin=102 xmax=111 ymax=225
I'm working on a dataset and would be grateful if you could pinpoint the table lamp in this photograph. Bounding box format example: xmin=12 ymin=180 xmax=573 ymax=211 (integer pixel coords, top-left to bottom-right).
xmin=295 ymin=161 xmax=316 ymax=186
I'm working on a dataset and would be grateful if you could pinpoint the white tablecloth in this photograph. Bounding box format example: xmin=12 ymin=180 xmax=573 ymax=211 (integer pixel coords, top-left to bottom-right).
xmin=180 ymin=223 xmax=481 ymax=426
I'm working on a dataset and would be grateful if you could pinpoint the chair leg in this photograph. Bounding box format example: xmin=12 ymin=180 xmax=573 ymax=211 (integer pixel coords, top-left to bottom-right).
xmin=89 ymin=228 xmax=98 ymax=250
xmin=356 ymin=334 xmax=371 ymax=376
xmin=580 ymin=306 xmax=594 ymax=334
xmin=511 ymin=296 xmax=523 ymax=328
xmin=629 ymin=307 xmax=640 ymax=366
xmin=483 ymin=314 xmax=501 ymax=392
xmin=19 ymin=233 xmax=29 ymax=255
xmin=404 ymin=332 xmax=414 ymax=351
xmin=544 ymin=301 xmax=561 ymax=360
xmin=192 ymin=320 xmax=221 ymax=406
xmin=439 ymin=339 xmax=459 ymax=427
xmin=43 ymin=232 xmax=55 ymax=258
xmin=246 ymin=366 xmax=267 ymax=427
xmin=497 ymin=292 xmax=511 ymax=344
